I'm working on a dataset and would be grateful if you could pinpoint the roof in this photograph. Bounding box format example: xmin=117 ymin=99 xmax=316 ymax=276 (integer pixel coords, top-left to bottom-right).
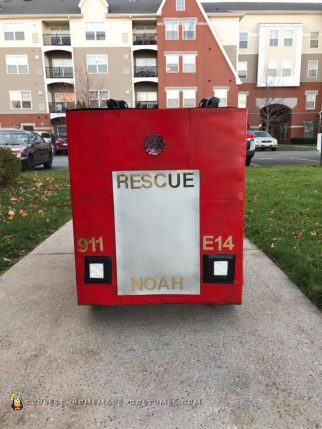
xmin=0 ymin=0 xmax=320 ymax=16
xmin=202 ymin=2 xmax=322 ymax=13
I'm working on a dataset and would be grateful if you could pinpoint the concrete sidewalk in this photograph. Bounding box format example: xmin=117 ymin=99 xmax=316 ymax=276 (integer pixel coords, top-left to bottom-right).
xmin=0 ymin=221 xmax=321 ymax=429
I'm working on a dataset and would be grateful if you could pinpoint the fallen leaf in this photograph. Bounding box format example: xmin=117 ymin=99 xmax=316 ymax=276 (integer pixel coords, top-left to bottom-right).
xmin=19 ymin=210 xmax=29 ymax=218
xmin=10 ymin=197 xmax=18 ymax=202
xmin=8 ymin=209 xmax=15 ymax=219
xmin=293 ymin=231 xmax=304 ymax=240
xmin=56 ymin=204 xmax=65 ymax=209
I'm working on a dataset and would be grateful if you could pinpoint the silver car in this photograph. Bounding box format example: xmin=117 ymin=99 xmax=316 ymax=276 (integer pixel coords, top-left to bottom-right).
xmin=253 ymin=131 xmax=278 ymax=151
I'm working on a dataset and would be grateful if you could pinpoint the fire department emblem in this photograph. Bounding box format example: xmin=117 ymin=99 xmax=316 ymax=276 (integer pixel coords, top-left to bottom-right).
xmin=144 ymin=134 xmax=165 ymax=156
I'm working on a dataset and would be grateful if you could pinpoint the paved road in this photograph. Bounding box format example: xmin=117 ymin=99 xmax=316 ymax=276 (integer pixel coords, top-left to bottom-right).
xmin=51 ymin=151 xmax=321 ymax=171
xmin=252 ymin=150 xmax=321 ymax=167
xmin=53 ymin=154 xmax=69 ymax=170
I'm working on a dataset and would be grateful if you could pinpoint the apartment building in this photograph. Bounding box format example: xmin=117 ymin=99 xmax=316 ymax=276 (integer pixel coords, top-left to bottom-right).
xmin=0 ymin=0 xmax=321 ymax=141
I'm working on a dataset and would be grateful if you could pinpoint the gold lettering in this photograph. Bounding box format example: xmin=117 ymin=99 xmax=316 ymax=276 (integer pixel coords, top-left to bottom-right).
xmin=154 ymin=173 xmax=166 ymax=188
xmin=144 ymin=277 xmax=157 ymax=290
xmin=183 ymin=172 xmax=195 ymax=187
xmin=141 ymin=174 xmax=153 ymax=189
xmin=131 ymin=278 xmax=144 ymax=291
xmin=172 ymin=276 xmax=184 ymax=290
xmin=203 ymin=235 xmax=214 ymax=251
xmin=117 ymin=174 xmax=128 ymax=189
xmin=158 ymin=277 xmax=170 ymax=290
xmin=130 ymin=174 xmax=141 ymax=189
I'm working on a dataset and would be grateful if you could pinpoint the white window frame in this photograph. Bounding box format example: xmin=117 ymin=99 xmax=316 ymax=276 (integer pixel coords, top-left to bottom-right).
xmin=269 ymin=30 xmax=278 ymax=47
xmin=176 ymin=0 xmax=185 ymax=11
xmin=5 ymin=55 xmax=29 ymax=74
xmin=166 ymin=54 xmax=179 ymax=73
xmin=214 ymin=87 xmax=228 ymax=107
xmin=305 ymin=91 xmax=317 ymax=110
xmin=88 ymin=90 xmax=109 ymax=108
xmin=310 ymin=32 xmax=319 ymax=48
xmin=239 ymin=32 xmax=248 ymax=49
xmin=85 ymin=22 xmax=106 ymax=41
xmin=86 ymin=55 xmax=108 ymax=74
xmin=282 ymin=60 xmax=292 ymax=77
xmin=182 ymin=19 xmax=196 ymax=40
xmin=284 ymin=30 xmax=293 ymax=47
xmin=9 ymin=90 xmax=32 ymax=109
xmin=238 ymin=92 xmax=248 ymax=108
xmin=4 ymin=22 xmax=25 ymax=41
xmin=165 ymin=20 xmax=179 ymax=40
xmin=166 ymin=89 xmax=180 ymax=108
xmin=182 ymin=54 xmax=196 ymax=73
xmin=238 ymin=61 xmax=247 ymax=79
xmin=267 ymin=60 xmax=278 ymax=78
xmin=307 ymin=60 xmax=318 ymax=78
xmin=182 ymin=88 xmax=196 ymax=108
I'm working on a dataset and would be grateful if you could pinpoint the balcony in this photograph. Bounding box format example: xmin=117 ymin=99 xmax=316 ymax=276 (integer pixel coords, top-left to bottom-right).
xmin=135 ymin=101 xmax=158 ymax=109
xmin=43 ymin=33 xmax=71 ymax=46
xmin=133 ymin=34 xmax=157 ymax=45
xmin=45 ymin=67 xmax=73 ymax=79
xmin=49 ymin=102 xmax=75 ymax=113
xmin=134 ymin=66 xmax=158 ymax=78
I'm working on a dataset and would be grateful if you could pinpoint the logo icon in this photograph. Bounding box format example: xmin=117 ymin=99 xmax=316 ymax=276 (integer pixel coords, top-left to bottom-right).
xmin=10 ymin=393 xmax=23 ymax=410
xmin=144 ymin=134 xmax=165 ymax=156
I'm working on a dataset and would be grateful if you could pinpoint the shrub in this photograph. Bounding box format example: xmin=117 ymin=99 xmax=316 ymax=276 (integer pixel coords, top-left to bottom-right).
xmin=0 ymin=147 xmax=21 ymax=186
xmin=290 ymin=137 xmax=316 ymax=145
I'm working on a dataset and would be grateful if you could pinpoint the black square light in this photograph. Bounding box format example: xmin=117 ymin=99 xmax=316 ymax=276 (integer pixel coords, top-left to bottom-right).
xmin=203 ymin=254 xmax=235 ymax=284
xmin=84 ymin=256 xmax=112 ymax=284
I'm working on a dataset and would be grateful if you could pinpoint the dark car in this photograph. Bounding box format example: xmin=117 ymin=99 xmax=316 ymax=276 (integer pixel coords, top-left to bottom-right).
xmin=246 ymin=130 xmax=256 ymax=166
xmin=54 ymin=135 xmax=68 ymax=155
xmin=0 ymin=129 xmax=53 ymax=170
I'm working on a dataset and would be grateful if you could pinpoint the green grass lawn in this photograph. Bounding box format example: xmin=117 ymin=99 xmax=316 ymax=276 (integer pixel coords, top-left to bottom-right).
xmin=277 ymin=144 xmax=316 ymax=151
xmin=245 ymin=166 xmax=322 ymax=308
xmin=0 ymin=170 xmax=71 ymax=274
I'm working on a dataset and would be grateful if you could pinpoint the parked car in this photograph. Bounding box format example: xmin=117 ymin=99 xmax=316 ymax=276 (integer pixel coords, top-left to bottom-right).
xmin=35 ymin=130 xmax=56 ymax=155
xmin=0 ymin=129 xmax=53 ymax=170
xmin=246 ymin=131 xmax=256 ymax=166
xmin=54 ymin=135 xmax=68 ymax=155
xmin=252 ymin=130 xmax=278 ymax=151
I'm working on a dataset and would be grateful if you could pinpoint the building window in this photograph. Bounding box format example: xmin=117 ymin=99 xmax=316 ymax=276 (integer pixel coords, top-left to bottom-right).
xmin=165 ymin=20 xmax=179 ymax=40
xmin=305 ymin=91 xmax=317 ymax=109
xmin=214 ymin=88 xmax=228 ymax=107
xmin=182 ymin=89 xmax=196 ymax=107
xmin=86 ymin=55 xmax=108 ymax=73
xmin=310 ymin=32 xmax=319 ymax=48
xmin=4 ymin=22 xmax=25 ymax=41
xmin=238 ymin=92 xmax=248 ymax=108
xmin=5 ymin=55 xmax=28 ymax=74
xmin=182 ymin=20 xmax=196 ymax=40
xmin=284 ymin=30 xmax=293 ymax=47
xmin=176 ymin=0 xmax=185 ymax=11
xmin=166 ymin=54 xmax=179 ymax=73
xmin=9 ymin=91 xmax=31 ymax=109
xmin=182 ymin=54 xmax=196 ymax=73
xmin=136 ymin=92 xmax=158 ymax=108
xmin=239 ymin=32 xmax=248 ymax=49
xmin=237 ymin=61 xmax=247 ymax=79
xmin=307 ymin=60 xmax=318 ymax=78
xmin=282 ymin=60 xmax=292 ymax=77
xmin=269 ymin=30 xmax=278 ymax=47
xmin=303 ymin=121 xmax=315 ymax=138
xmin=267 ymin=60 xmax=277 ymax=78
xmin=166 ymin=89 xmax=180 ymax=108
xmin=85 ymin=22 xmax=106 ymax=40
xmin=88 ymin=90 xmax=109 ymax=108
